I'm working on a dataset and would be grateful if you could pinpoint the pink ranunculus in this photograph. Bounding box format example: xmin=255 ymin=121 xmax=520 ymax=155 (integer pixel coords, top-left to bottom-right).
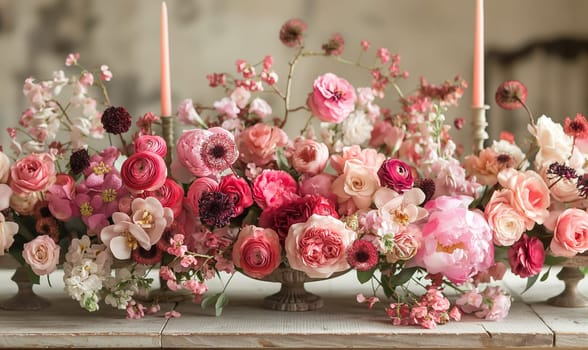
xmin=307 ymin=73 xmax=357 ymax=123
xmin=484 ymin=189 xmax=534 ymax=246
xmin=238 ymin=123 xmax=288 ymax=166
xmin=121 ymin=151 xmax=167 ymax=193
xmin=0 ymin=151 xmax=10 ymax=183
xmin=232 ymin=225 xmax=281 ymax=279
xmin=497 ymin=168 xmax=550 ymax=225
xmin=331 ymin=160 xmax=380 ymax=210
xmin=0 ymin=212 xmax=18 ymax=255
xmin=550 ymin=208 xmax=588 ymax=257
xmin=252 ymin=170 xmax=298 ymax=209
xmin=508 ymin=234 xmax=545 ymax=278
xmin=22 ymin=235 xmax=60 ymax=275
xmin=219 ymin=175 xmax=253 ymax=216
xmin=46 ymin=173 xmax=76 ymax=221
xmin=299 ymin=173 xmax=337 ymax=204
xmin=413 ymin=196 xmax=494 ymax=284
xmin=377 ymin=158 xmax=414 ymax=193
xmin=10 ymin=153 xmax=56 ymax=194
xmin=186 ymin=177 xmax=219 ymax=217
xmin=289 ymin=138 xmax=329 ymax=176
xmin=134 ymin=135 xmax=167 ymax=158
xmin=330 ymin=145 xmax=386 ymax=175
xmin=285 ymin=214 xmax=356 ymax=278
xmin=141 ymin=178 xmax=184 ymax=218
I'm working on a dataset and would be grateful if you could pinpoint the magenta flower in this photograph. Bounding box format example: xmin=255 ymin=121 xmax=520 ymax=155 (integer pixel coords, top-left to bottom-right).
xmin=307 ymin=73 xmax=357 ymax=123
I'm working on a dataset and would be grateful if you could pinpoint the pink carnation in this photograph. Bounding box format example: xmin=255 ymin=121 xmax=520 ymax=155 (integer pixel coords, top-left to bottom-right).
xmin=252 ymin=170 xmax=298 ymax=209
xmin=307 ymin=73 xmax=357 ymax=123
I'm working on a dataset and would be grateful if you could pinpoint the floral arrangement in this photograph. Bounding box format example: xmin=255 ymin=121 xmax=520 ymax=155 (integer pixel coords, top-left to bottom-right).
xmin=3 ymin=18 xmax=584 ymax=328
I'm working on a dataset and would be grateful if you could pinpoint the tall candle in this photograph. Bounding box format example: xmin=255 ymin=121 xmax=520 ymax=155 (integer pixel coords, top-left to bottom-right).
xmin=472 ymin=0 xmax=484 ymax=108
xmin=160 ymin=2 xmax=172 ymax=116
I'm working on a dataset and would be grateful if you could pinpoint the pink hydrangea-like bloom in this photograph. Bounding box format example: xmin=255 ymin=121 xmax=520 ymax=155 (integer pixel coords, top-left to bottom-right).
xmin=497 ymin=168 xmax=550 ymax=225
xmin=22 ymin=235 xmax=60 ymax=275
xmin=285 ymin=214 xmax=356 ymax=278
xmin=331 ymin=160 xmax=380 ymax=210
xmin=289 ymin=137 xmax=329 ymax=176
xmin=100 ymin=212 xmax=151 ymax=260
xmin=134 ymin=135 xmax=167 ymax=158
xmin=252 ymin=170 xmax=298 ymax=209
xmin=10 ymin=153 xmax=56 ymax=194
xmin=550 ymin=208 xmax=588 ymax=257
xmin=176 ymin=127 xmax=238 ymax=177
xmin=238 ymin=123 xmax=288 ymax=166
xmin=213 ymin=97 xmax=239 ymax=119
xmin=307 ymin=73 xmax=357 ymax=123
xmin=121 ymin=151 xmax=167 ymax=193
xmin=413 ymin=196 xmax=494 ymax=284
xmin=232 ymin=225 xmax=281 ymax=279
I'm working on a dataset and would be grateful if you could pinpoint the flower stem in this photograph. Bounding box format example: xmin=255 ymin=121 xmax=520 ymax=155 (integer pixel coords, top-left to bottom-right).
xmin=280 ymin=46 xmax=305 ymax=129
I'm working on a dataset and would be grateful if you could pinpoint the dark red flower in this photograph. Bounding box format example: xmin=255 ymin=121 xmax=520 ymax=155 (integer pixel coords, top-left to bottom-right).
xmin=132 ymin=245 xmax=163 ymax=265
xmin=564 ymin=113 xmax=588 ymax=139
xmin=415 ymin=178 xmax=435 ymax=203
xmin=507 ymin=234 xmax=545 ymax=278
xmin=322 ymin=33 xmax=345 ymax=56
xmin=198 ymin=191 xmax=235 ymax=227
xmin=279 ymin=18 xmax=307 ymax=48
xmin=69 ymin=148 xmax=90 ymax=175
xmin=346 ymin=240 xmax=379 ymax=272
xmin=377 ymin=159 xmax=414 ymax=193
xmin=495 ymin=80 xmax=528 ymax=110
xmin=101 ymin=106 xmax=132 ymax=134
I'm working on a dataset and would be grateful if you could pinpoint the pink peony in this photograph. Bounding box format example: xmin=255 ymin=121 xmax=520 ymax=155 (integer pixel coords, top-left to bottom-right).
xmin=289 ymin=138 xmax=329 ymax=176
xmin=238 ymin=123 xmax=288 ymax=166
xmin=508 ymin=234 xmax=545 ymax=278
xmin=22 ymin=235 xmax=60 ymax=275
xmin=219 ymin=175 xmax=253 ymax=216
xmin=134 ymin=135 xmax=167 ymax=158
xmin=10 ymin=153 xmax=56 ymax=194
xmin=232 ymin=225 xmax=281 ymax=279
xmin=413 ymin=196 xmax=494 ymax=284
xmin=484 ymin=189 xmax=533 ymax=246
xmin=186 ymin=177 xmax=219 ymax=217
xmin=252 ymin=170 xmax=298 ymax=209
xmin=550 ymin=208 xmax=588 ymax=257
xmin=285 ymin=214 xmax=356 ymax=278
xmin=121 ymin=151 xmax=167 ymax=193
xmin=307 ymin=73 xmax=356 ymax=123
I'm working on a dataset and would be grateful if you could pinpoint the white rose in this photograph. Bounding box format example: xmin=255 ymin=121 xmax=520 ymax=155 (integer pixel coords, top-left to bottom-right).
xmin=530 ymin=115 xmax=584 ymax=169
xmin=0 ymin=152 xmax=10 ymax=183
xmin=0 ymin=213 xmax=18 ymax=255
xmin=10 ymin=191 xmax=41 ymax=215
xmin=342 ymin=110 xmax=373 ymax=146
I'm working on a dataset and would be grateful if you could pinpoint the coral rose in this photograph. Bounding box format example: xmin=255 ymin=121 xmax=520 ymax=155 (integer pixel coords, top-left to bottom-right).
xmin=22 ymin=235 xmax=60 ymax=275
xmin=285 ymin=214 xmax=356 ymax=278
xmin=238 ymin=123 xmax=288 ymax=166
xmin=550 ymin=208 xmax=588 ymax=257
xmin=307 ymin=73 xmax=357 ymax=123
xmin=10 ymin=153 xmax=56 ymax=194
xmin=289 ymin=138 xmax=329 ymax=176
xmin=121 ymin=151 xmax=167 ymax=193
xmin=232 ymin=225 xmax=281 ymax=279
xmin=497 ymin=168 xmax=550 ymax=225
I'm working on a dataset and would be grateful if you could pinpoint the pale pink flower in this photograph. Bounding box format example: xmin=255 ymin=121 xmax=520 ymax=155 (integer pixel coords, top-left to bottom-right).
xmin=182 ymin=279 xmax=208 ymax=296
xmin=285 ymin=214 xmax=356 ymax=278
xmin=22 ymin=235 xmax=60 ymax=275
xmin=238 ymin=123 xmax=288 ymax=166
xmin=428 ymin=157 xmax=479 ymax=198
xmin=131 ymin=197 xmax=174 ymax=247
xmin=10 ymin=153 xmax=56 ymax=194
xmin=100 ymin=65 xmax=112 ymax=81
xmin=0 ymin=212 xmax=18 ymax=255
xmin=356 ymin=293 xmax=380 ymax=309
xmin=252 ymin=170 xmax=298 ymax=209
xmin=289 ymin=137 xmax=329 ymax=175
xmin=463 ymin=148 xmax=516 ymax=186
xmin=176 ymin=99 xmax=204 ymax=126
xmin=374 ymin=187 xmax=428 ymax=232
xmin=0 ymin=151 xmax=11 ymax=184
xmin=456 ymin=289 xmax=483 ymax=314
xmin=550 ymin=208 xmax=588 ymax=257
xmin=497 ymin=168 xmax=550 ymax=225
xmin=331 ymin=160 xmax=380 ymax=210
xmin=369 ymin=122 xmax=404 ymax=153
xmin=307 ymin=73 xmax=357 ymax=123
xmin=248 ymin=98 xmax=272 ymax=119
xmin=164 ymin=310 xmax=182 ymax=318
xmin=65 ymin=53 xmax=80 ymax=66
xmin=0 ymin=184 xmax=11 ymax=211
xmin=531 ymin=115 xmax=584 ymax=169
xmin=330 ymin=145 xmax=386 ymax=175
xmin=484 ymin=189 xmax=533 ymax=246
xmin=100 ymin=212 xmax=151 ymax=260
xmin=299 ymin=173 xmax=337 ymax=203
xmin=230 ymin=86 xmax=251 ymax=109
xmin=213 ymin=97 xmax=239 ymax=119
xmin=79 ymin=72 xmax=94 ymax=86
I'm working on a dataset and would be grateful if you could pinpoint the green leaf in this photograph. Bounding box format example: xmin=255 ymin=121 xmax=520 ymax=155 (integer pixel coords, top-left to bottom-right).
xmin=215 ymin=292 xmax=228 ymax=317
xmin=580 ymin=266 xmax=588 ymax=275
xmin=390 ymin=267 xmax=418 ymax=287
xmin=356 ymin=269 xmax=375 ymax=284
xmin=540 ymin=267 xmax=551 ymax=282
xmin=544 ymin=255 xmax=568 ymax=266
xmin=201 ymin=293 xmax=220 ymax=310
xmin=522 ymin=274 xmax=539 ymax=294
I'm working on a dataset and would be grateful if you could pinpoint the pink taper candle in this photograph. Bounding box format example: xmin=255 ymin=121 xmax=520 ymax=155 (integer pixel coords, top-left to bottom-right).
xmin=160 ymin=2 xmax=172 ymax=116
xmin=472 ymin=0 xmax=484 ymax=108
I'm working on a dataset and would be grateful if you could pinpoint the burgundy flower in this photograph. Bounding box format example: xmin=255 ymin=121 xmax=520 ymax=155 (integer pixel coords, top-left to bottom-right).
xmin=377 ymin=159 xmax=414 ymax=193
xmin=279 ymin=18 xmax=307 ymax=47
xmin=322 ymin=33 xmax=345 ymax=56
xmin=507 ymin=234 xmax=545 ymax=278
xmin=132 ymin=245 xmax=163 ymax=265
xmin=495 ymin=80 xmax=528 ymax=110
xmin=101 ymin=106 xmax=132 ymax=134
xmin=198 ymin=191 xmax=235 ymax=227
xmin=69 ymin=148 xmax=90 ymax=174
xmin=346 ymin=240 xmax=379 ymax=272
xmin=415 ymin=177 xmax=435 ymax=203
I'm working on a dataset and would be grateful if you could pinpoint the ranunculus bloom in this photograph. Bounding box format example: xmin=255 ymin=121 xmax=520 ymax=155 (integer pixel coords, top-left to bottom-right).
xmin=331 ymin=160 xmax=380 ymax=210
xmin=508 ymin=234 xmax=545 ymax=278
xmin=22 ymin=235 xmax=60 ymax=275
xmin=45 ymin=173 xmax=76 ymax=221
xmin=307 ymin=73 xmax=357 ymax=123
xmin=413 ymin=196 xmax=494 ymax=284
xmin=289 ymin=138 xmax=329 ymax=176
xmin=550 ymin=208 xmax=588 ymax=257
xmin=484 ymin=189 xmax=533 ymax=246
xmin=134 ymin=135 xmax=167 ymax=158
xmin=141 ymin=178 xmax=184 ymax=218
xmin=232 ymin=225 xmax=281 ymax=279
xmin=497 ymin=168 xmax=550 ymax=225
xmin=121 ymin=151 xmax=167 ymax=193
xmin=10 ymin=153 xmax=56 ymax=194
xmin=252 ymin=170 xmax=298 ymax=209
xmin=100 ymin=212 xmax=152 ymax=260
xmin=219 ymin=174 xmax=253 ymax=216
xmin=238 ymin=123 xmax=288 ymax=166
xmin=0 ymin=151 xmax=10 ymax=183
xmin=285 ymin=214 xmax=356 ymax=278
xmin=186 ymin=177 xmax=219 ymax=217
xmin=377 ymin=159 xmax=414 ymax=193
xmin=0 ymin=212 xmax=18 ymax=255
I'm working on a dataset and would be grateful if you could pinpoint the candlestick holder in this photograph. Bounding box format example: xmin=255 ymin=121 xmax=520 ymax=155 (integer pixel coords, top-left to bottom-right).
xmin=161 ymin=115 xmax=174 ymax=166
xmin=471 ymin=105 xmax=489 ymax=154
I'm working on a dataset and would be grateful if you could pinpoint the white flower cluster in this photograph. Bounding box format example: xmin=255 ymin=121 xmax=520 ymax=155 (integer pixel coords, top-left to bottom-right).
xmin=103 ymin=264 xmax=152 ymax=310
xmin=63 ymin=235 xmax=112 ymax=312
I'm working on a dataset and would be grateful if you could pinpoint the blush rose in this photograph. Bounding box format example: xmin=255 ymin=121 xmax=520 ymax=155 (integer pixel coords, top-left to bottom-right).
xmin=22 ymin=235 xmax=60 ymax=275
xmin=10 ymin=153 xmax=56 ymax=194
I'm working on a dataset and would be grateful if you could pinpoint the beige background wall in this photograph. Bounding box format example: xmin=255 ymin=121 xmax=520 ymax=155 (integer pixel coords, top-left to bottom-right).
xmin=1 ymin=0 xmax=587 ymax=152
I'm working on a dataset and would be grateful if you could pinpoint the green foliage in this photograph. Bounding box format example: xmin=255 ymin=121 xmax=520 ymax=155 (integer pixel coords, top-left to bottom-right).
xmin=522 ymin=274 xmax=539 ymax=294
xmin=201 ymin=292 xmax=229 ymax=316
xmin=356 ymin=269 xmax=375 ymax=284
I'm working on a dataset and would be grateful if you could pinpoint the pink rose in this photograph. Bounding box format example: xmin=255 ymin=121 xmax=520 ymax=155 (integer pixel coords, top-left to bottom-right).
xmin=508 ymin=234 xmax=545 ymax=278
xmin=252 ymin=170 xmax=298 ymax=209
xmin=46 ymin=173 xmax=76 ymax=221
xmin=377 ymin=159 xmax=414 ymax=193
xmin=134 ymin=135 xmax=167 ymax=158
xmin=497 ymin=168 xmax=550 ymax=225
xmin=238 ymin=123 xmax=288 ymax=166
xmin=285 ymin=214 xmax=356 ymax=278
xmin=307 ymin=73 xmax=357 ymax=123
xmin=413 ymin=196 xmax=494 ymax=284
xmin=331 ymin=160 xmax=380 ymax=210
xmin=186 ymin=177 xmax=219 ymax=217
xmin=219 ymin=175 xmax=253 ymax=216
xmin=232 ymin=225 xmax=281 ymax=279
xmin=121 ymin=151 xmax=167 ymax=193
xmin=330 ymin=145 xmax=386 ymax=175
xmin=22 ymin=235 xmax=60 ymax=275
xmin=289 ymin=138 xmax=329 ymax=176
xmin=299 ymin=173 xmax=337 ymax=203
xmin=484 ymin=189 xmax=534 ymax=246
xmin=10 ymin=153 xmax=56 ymax=194
xmin=550 ymin=208 xmax=588 ymax=257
